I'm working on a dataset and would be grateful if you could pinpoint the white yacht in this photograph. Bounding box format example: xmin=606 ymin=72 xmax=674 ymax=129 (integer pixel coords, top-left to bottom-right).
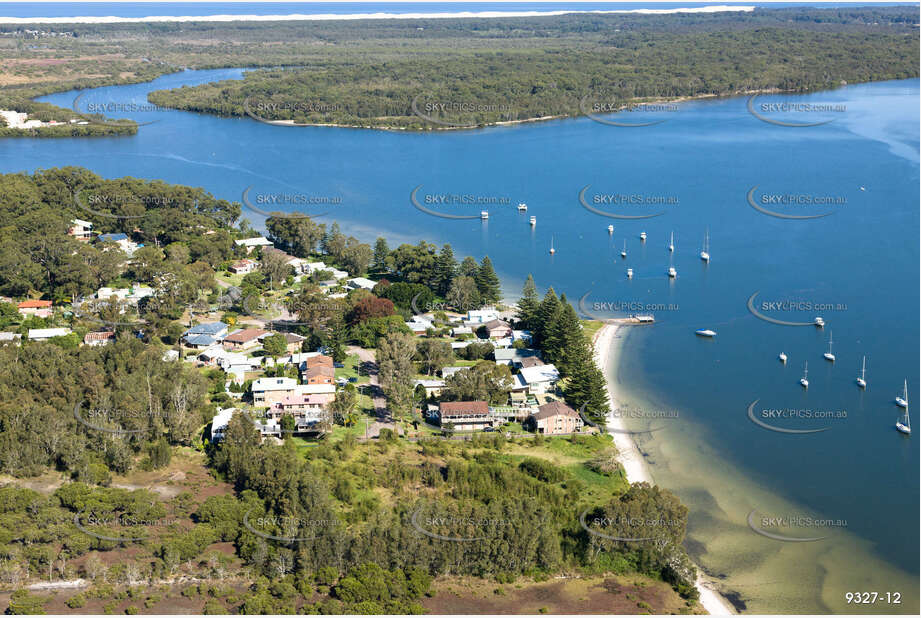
xmin=779 ymin=352 xmax=787 ymax=363
xmin=896 ymin=408 xmax=911 ymax=435
xmin=700 ymin=228 xmax=710 ymax=262
xmin=856 ymin=356 xmax=866 ymax=389
xmin=517 ymin=202 xmax=528 ymax=212
xmin=529 ymin=215 xmax=536 ymax=226
xmin=814 ymin=317 xmax=825 ymax=328
xmin=626 ymin=268 xmax=633 ymax=278
xmin=607 ymin=224 xmax=614 ymax=234
xmin=823 ymin=331 xmax=835 ymax=362
xmin=695 ymin=329 xmax=716 ymax=337
xmin=667 ymin=266 xmax=677 ymax=278
xmin=480 ymin=211 xmax=488 ymax=220
xmin=800 ymin=361 xmax=809 ymax=388
xmin=896 ymin=380 xmax=908 ymax=408
xmin=640 ymin=231 xmax=647 ymax=241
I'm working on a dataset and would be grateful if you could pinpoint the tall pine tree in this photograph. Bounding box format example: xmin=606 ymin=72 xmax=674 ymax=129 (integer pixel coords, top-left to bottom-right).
xmin=434 ymin=244 xmax=458 ymax=297
xmin=517 ymin=274 xmax=539 ymax=330
xmin=549 ymin=301 xmax=585 ymax=375
xmin=533 ymin=288 xmax=561 ymax=349
xmin=458 ymin=256 xmax=479 ymax=279
xmin=475 ymin=256 xmax=501 ymax=305
xmin=373 ymin=237 xmax=390 ymax=272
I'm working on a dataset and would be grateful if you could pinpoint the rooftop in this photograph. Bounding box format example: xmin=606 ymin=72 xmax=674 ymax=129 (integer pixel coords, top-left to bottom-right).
xmin=439 ymin=401 xmax=489 ymax=417
xmin=224 ymin=328 xmax=269 ymax=343
xmin=519 ymin=364 xmax=560 ymax=384
xmin=18 ymin=299 xmax=52 ymax=308
xmin=534 ymin=400 xmax=579 ymax=420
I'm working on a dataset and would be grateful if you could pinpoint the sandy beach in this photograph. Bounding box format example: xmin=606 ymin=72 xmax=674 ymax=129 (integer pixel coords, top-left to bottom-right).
xmin=0 ymin=6 xmax=756 ymax=25
xmin=592 ymin=323 xmax=734 ymax=615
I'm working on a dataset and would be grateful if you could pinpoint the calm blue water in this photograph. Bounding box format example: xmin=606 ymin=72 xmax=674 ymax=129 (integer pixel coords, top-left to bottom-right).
xmin=1 ymin=2 xmax=912 ymax=19
xmin=2 ymin=69 xmax=918 ymax=611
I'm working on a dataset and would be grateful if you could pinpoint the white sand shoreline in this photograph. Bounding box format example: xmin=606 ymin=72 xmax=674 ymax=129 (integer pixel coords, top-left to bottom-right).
xmin=592 ymin=323 xmax=734 ymax=615
xmin=0 ymin=7 xmax=756 ymax=25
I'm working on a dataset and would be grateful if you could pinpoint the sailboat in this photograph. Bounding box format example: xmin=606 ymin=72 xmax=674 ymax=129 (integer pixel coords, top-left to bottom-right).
xmin=800 ymin=361 xmax=809 ymax=388
xmin=549 ymin=236 xmax=555 ymax=255
xmin=668 ymin=231 xmax=675 ymax=252
xmin=856 ymin=356 xmax=866 ymax=389
xmin=700 ymin=229 xmax=710 ymax=262
xmin=896 ymin=407 xmax=911 ymax=435
xmin=823 ymin=331 xmax=835 ymax=362
xmin=620 ymin=240 xmax=627 ymax=259
xmin=896 ymin=380 xmax=908 ymax=408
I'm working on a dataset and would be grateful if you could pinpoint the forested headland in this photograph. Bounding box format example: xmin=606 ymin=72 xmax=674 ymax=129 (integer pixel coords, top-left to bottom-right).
xmin=1 ymin=6 xmax=917 ymax=135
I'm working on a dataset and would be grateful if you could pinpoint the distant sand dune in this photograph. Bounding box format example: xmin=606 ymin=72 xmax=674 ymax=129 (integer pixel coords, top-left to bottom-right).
xmin=0 ymin=7 xmax=756 ymax=25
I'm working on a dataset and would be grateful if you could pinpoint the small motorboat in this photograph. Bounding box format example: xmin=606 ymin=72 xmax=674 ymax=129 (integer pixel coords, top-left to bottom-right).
xmin=695 ymin=329 xmax=716 ymax=337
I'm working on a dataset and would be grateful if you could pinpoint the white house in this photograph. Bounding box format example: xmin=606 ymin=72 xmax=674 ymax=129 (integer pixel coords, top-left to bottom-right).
xmin=251 ymin=377 xmax=299 ymax=407
xmin=69 ymin=218 xmax=93 ymax=241
xmin=346 ymin=277 xmax=377 ymax=291
xmin=406 ymin=316 xmax=434 ymax=334
xmin=96 ymin=233 xmax=140 ymax=256
xmin=519 ymin=364 xmax=561 ymax=395
xmin=441 ymin=366 xmax=468 ymax=378
xmin=211 ymin=408 xmax=281 ymax=441
xmin=0 ymin=332 xmax=22 ymax=345
xmin=413 ymin=379 xmax=446 ymax=397
xmin=234 ymin=236 xmax=273 ymax=254
xmin=96 ymin=285 xmax=154 ymax=306
xmin=466 ymin=309 xmax=499 ymax=324
xmin=210 ymin=408 xmax=236 ymax=441
xmin=28 ymin=327 xmax=72 ymax=341
xmin=228 ymin=258 xmax=258 ymax=274
xmin=304 ymin=261 xmax=328 ymax=275
xmin=330 ymin=269 xmax=349 ymax=280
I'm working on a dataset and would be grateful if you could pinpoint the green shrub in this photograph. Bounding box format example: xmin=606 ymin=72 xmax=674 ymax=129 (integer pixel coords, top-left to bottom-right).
xmin=65 ymin=594 xmax=86 ymax=609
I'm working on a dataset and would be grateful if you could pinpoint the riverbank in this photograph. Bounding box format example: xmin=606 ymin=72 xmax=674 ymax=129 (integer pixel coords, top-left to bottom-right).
xmin=591 ymin=323 xmax=734 ymax=616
